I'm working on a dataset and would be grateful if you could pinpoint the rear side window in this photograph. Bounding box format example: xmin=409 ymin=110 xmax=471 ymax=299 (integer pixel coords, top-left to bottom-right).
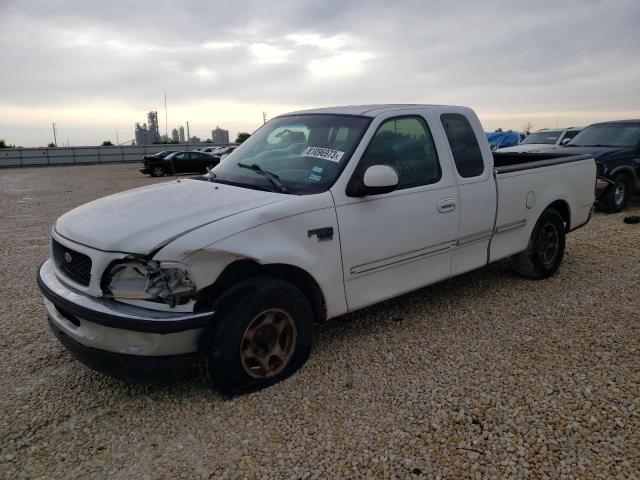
xmin=440 ymin=113 xmax=485 ymax=178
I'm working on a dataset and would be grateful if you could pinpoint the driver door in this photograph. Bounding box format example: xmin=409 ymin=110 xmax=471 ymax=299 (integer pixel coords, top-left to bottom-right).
xmin=169 ymin=152 xmax=188 ymax=173
xmin=334 ymin=115 xmax=460 ymax=311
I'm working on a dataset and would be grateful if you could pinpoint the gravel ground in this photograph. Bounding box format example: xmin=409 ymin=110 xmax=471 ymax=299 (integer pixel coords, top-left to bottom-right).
xmin=0 ymin=163 xmax=638 ymax=479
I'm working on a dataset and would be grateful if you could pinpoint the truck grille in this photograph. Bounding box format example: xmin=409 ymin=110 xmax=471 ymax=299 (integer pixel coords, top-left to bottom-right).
xmin=52 ymin=238 xmax=92 ymax=286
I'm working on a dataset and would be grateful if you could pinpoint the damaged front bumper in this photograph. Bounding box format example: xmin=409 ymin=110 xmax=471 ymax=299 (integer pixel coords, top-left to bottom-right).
xmin=37 ymin=259 xmax=215 ymax=382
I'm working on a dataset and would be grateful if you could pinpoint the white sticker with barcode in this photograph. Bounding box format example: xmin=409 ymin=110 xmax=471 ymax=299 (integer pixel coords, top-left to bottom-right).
xmin=303 ymin=146 xmax=344 ymax=162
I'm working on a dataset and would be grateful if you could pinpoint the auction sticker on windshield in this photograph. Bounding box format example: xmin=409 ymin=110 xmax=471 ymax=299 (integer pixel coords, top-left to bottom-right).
xmin=303 ymin=147 xmax=344 ymax=163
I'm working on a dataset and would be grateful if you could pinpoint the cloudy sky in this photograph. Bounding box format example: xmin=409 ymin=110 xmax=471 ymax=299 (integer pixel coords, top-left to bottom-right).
xmin=1 ymin=0 xmax=639 ymax=147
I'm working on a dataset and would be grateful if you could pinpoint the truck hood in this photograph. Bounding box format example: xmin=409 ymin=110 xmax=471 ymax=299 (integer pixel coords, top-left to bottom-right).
xmin=552 ymin=145 xmax=632 ymax=160
xmin=55 ymin=179 xmax=285 ymax=254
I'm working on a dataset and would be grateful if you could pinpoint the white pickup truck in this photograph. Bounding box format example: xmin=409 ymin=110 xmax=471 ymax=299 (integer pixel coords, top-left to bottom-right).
xmin=37 ymin=104 xmax=596 ymax=393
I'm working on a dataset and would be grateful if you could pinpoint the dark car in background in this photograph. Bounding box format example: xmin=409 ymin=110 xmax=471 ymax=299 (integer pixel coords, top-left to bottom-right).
xmin=561 ymin=120 xmax=640 ymax=212
xmin=140 ymin=151 xmax=220 ymax=177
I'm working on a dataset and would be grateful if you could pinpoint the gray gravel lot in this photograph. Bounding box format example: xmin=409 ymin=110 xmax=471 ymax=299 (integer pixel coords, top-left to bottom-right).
xmin=1 ymin=163 xmax=638 ymax=479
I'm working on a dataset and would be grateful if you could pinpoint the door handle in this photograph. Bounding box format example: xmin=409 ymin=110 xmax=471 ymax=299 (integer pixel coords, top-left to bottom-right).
xmin=437 ymin=197 xmax=456 ymax=213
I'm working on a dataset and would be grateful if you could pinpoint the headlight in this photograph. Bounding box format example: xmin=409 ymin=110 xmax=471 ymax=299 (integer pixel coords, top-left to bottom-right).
xmin=105 ymin=260 xmax=196 ymax=307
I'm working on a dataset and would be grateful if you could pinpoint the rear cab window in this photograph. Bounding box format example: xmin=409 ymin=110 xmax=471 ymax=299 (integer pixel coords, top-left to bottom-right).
xmin=440 ymin=113 xmax=485 ymax=178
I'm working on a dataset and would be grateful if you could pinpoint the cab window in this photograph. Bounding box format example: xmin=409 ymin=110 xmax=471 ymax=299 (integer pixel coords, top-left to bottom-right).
xmin=358 ymin=116 xmax=441 ymax=189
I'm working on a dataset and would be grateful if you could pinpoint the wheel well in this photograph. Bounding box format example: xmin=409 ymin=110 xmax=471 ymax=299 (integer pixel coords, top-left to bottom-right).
xmin=195 ymin=260 xmax=327 ymax=323
xmin=611 ymin=168 xmax=637 ymax=193
xmin=547 ymin=200 xmax=571 ymax=232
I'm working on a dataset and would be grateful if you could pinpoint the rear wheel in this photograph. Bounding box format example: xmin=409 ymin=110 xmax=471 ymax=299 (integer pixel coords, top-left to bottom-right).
xmin=151 ymin=165 xmax=165 ymax=177
xmin=603 ymin=174 xmax=628 ymax=213
xmin=199 ymin=278 xmax=313 ymax=394
xmin=514 ymin=208 xmax=566 ymax=279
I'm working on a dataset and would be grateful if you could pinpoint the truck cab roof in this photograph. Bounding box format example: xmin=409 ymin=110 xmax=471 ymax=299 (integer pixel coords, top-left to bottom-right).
xmin=589 ymin=119 xmax=640 ymax=126
xmin=284 ymin=104 xmax=454 ymax=117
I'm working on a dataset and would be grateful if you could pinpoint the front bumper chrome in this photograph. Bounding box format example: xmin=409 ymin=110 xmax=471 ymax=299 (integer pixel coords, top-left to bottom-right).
xmin=38 ymin=259 xmax=214 ymax=356
xmin=595 ymin=176 xmax=613 ymax=197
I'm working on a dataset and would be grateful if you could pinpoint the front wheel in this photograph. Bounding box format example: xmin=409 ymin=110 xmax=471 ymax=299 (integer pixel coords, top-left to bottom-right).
xmin=514 ymin=208 xmax=566 ymax=279
xmin=602 ymin=174 xmax=628 ymax=213
xmin=199 ymin=278 xmax=313 ymax=394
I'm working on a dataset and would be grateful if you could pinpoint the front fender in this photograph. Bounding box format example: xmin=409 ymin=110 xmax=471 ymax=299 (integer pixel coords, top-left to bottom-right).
xmin=153 ymin=191 xmax=348 ymax=319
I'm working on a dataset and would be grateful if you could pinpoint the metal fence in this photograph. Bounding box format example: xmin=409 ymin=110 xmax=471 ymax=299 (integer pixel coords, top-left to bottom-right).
xmin=0 ymin=143 xmax=236 ymax=168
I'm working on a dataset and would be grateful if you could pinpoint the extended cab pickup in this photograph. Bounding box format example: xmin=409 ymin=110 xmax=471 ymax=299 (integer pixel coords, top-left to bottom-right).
xmin=37 ymin=105 xmax=596 ymax=393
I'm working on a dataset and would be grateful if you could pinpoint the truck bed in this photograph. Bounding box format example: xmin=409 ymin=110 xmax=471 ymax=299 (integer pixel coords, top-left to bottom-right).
xmin=493 ymin=151 xmax=593 ymax=174
xmin=489 ymin=152 xmax=596 ymax=264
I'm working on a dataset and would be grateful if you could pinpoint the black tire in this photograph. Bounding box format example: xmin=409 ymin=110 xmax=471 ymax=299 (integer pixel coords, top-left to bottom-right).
xmin=602 ymin=174 xmax=628 ymax=213
xmin=150 ymin=165 xmax=165 ymax=177
xmin=514 ymin=208 xmax=566 ymax=279
xmin=199 ymin=277 xmax=313 ymax=395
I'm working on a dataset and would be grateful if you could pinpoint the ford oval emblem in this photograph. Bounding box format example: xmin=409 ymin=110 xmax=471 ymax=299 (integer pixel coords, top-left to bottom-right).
xmin=64 ymin=252 xmax=73 ymax=263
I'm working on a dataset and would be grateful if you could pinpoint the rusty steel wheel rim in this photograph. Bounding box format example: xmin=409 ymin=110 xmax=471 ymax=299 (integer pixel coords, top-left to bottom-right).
xmin=240 ymin=308 xmax=297 ymax=379
xmin=538 ymin=223 xmax=559 ymax=264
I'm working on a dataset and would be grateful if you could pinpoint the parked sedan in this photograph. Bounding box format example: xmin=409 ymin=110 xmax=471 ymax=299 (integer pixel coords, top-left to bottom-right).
xmin=199 ymin=146 xmax=224 ymax=154
xmin=210 ymin=146 xmax=236 ymax=160
xmin=140 ymin=151 xmax=220 ymax=177
xmin=497 ymin=128 xmax=582 ymax=153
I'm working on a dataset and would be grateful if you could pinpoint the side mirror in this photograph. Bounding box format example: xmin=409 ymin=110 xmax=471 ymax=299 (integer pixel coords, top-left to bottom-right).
xmin=349 ymin=164 xmax=399 ymax=196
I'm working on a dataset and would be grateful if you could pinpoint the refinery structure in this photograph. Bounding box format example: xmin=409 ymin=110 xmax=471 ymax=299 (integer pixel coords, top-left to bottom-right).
xmin=134 ymin=111 xmax=161 ymax=146
xmin=134 ymin=111 xmax=229 ymax=145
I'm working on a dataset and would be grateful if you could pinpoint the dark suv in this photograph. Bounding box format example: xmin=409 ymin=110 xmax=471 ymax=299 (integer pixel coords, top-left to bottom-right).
xmin=561 ymin=120 xmax=640 ymax=212
xmin=140 ymin=151 xmax=220 ymax=177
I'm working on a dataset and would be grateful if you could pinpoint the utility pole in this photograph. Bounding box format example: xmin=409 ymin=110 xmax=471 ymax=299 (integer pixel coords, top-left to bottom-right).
xmin=555 ymin=112 xmax=559 ymax=128
xmin=186 ymin=121 xmax=190 ymax=141
xmin=52 ymin=122 xmax=58 ymax=147
xmin=164 ymin=93 xmax=168 ymax=141
xmin=263 ymin=111 xmax=267 ymax=125
xmin=116 ymin=131 xmax=119 ymax=145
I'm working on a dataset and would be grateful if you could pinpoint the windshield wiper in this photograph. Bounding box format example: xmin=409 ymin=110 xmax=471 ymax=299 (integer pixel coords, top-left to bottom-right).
xmin=237 ymin=163 xmax=289 ymax=193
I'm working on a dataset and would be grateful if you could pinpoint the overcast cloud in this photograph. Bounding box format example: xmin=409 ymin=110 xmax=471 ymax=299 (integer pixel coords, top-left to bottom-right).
xmin=1 ymin=0 xmax=639 ymax=146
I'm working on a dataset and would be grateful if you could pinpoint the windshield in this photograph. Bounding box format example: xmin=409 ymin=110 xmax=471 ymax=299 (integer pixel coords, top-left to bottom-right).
xmin=568 ymin=123 xmax=640 ymax=147
xmin=212 ymin=114 xmax=370 ymax=194
xmin=521 ymin=131 xmax=562 ymax=145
